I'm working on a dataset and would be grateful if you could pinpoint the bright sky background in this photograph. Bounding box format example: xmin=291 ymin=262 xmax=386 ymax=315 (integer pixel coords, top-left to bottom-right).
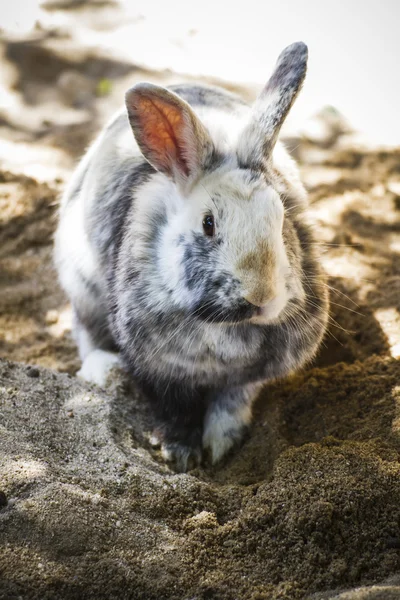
xmin=2 ymin=0 xmax=399 ymax=144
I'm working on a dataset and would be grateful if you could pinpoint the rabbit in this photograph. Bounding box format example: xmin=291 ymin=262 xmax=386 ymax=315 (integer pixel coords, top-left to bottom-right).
xmin=55 ymin=42 xmax=329 ymax=472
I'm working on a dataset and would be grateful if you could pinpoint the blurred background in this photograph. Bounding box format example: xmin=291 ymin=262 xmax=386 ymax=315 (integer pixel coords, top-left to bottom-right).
xmin=1 ymin=0 xmax=400 ymax=149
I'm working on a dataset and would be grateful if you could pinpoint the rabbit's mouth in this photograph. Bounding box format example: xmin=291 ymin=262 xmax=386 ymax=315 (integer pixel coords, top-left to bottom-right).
xmin=191 ymin=299 xmax=255 ymax=324
xmin=249 ymin=304 xmax=285 ymax=325
xmin=191 ymin=298 xmax=286 ymax=325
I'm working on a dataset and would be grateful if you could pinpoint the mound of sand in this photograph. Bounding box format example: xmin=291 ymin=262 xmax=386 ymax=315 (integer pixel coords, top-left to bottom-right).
xmin=1 ymin=354 xmax=400 ymax=599
xmin=1 ymin=4 xmax=400 ymax=598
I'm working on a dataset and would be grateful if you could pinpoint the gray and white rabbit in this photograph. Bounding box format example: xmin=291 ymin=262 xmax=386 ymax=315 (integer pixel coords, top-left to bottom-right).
xmin=55 ymin=42 xmax=328 ymax=471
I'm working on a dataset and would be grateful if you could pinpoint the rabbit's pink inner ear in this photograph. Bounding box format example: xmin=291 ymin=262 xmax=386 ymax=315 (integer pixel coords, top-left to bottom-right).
xmin=129 ymin=94 xmax=190 ymax=178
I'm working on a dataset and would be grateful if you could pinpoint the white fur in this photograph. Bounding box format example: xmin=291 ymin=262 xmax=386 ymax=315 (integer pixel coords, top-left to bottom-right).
xmin=75 ymin=323 xmax=95 ymax=361
xmin=77 ymin=349 xmax=120 ymax=387
xmin=198 ymin=105 xmax=250 ymax=153
xmin=203 ymin=395 xmax=253 ymax=464
xmin=203 ymin=382 xmax=263 ymax=463
xmin=55 ymin=200 xmax=99 ymax=287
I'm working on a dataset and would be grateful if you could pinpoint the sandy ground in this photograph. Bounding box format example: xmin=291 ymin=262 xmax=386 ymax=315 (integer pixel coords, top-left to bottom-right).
xmin=1 ymin=2 xmax=400 ymax=599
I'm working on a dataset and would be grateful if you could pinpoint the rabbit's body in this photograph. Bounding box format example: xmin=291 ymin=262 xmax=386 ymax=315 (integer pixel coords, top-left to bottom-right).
xmin=55 ymin=44 xmax=329 ymax=470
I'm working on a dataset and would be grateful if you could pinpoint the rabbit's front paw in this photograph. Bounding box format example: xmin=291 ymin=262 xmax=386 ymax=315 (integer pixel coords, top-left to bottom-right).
xmin=151 ymin=427 xmax=202 ymax=473
xmin=161 ymin=441 xmax=202 ymax=473
xmin=203 ymin=407 xmax=250 ymax=465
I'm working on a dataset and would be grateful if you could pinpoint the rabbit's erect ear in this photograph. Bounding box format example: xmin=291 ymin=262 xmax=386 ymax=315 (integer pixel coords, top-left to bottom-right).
xmin=238 ymin=42 xmax=308 ymax=168
xmin=126 ymin=83 xmax=214 ymax=188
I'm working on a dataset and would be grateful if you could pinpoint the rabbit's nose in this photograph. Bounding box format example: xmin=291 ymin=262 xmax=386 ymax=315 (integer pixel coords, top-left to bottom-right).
xmin=243 ymin=288 xmax=277 ymax=308
xmin=247 ymin=289 xmax=288 ymax=323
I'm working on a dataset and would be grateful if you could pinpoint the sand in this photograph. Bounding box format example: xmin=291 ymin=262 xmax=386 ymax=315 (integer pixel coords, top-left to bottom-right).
xmin=1 ymin=3 xmax=400 ymax=599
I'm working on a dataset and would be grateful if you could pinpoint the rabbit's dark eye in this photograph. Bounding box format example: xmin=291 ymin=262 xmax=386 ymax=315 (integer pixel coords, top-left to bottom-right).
xmin=202 ymin=214 xmax=214 ymax=237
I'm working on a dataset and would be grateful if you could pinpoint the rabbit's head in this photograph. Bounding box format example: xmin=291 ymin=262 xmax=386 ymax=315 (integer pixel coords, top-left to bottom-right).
xmin=125 ymin=42 xmax=310 ymax=324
